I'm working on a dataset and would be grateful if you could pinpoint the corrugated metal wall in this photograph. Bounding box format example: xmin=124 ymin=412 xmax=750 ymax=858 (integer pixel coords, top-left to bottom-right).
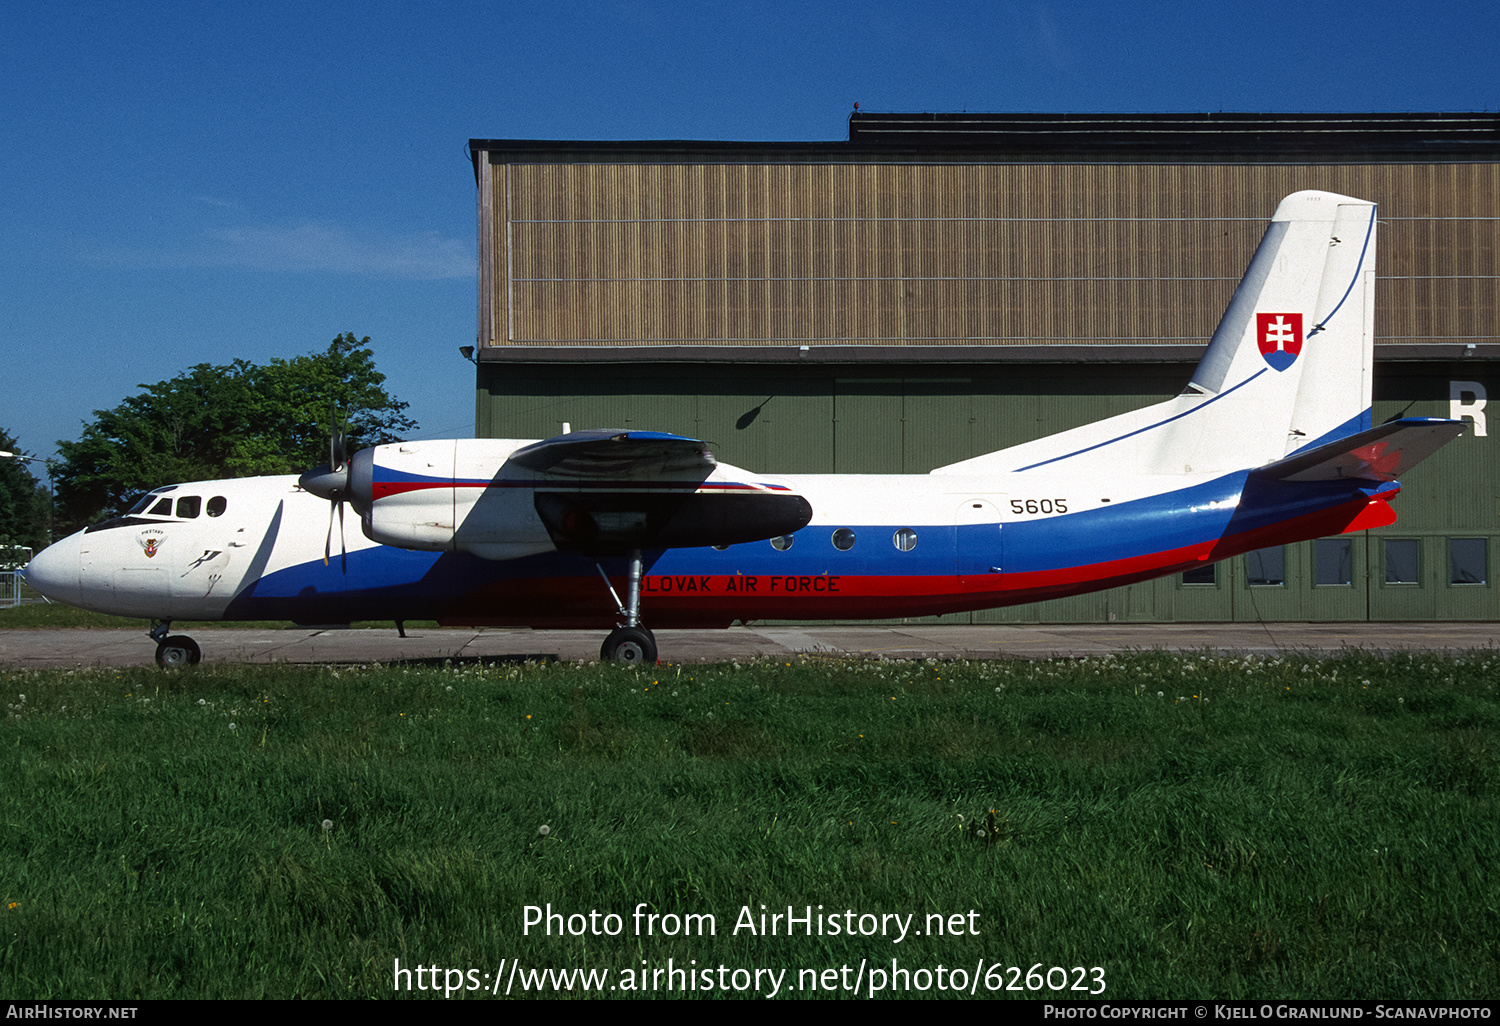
xmin=484 ymin=161 xmax=1500 ymax=349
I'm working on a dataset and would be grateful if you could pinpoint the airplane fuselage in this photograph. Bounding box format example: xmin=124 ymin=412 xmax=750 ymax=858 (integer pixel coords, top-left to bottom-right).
xmin=26 ymin=458 xmax=1393 ymax=630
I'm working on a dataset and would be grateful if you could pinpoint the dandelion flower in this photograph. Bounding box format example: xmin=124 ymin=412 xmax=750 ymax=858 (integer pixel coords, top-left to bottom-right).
xmin=538 ymin=825 xmax=551 ymax=837
xmin=228 ymin=723 xmax=237 ymax=731
xmin=321 ymin=820 xmax=333 ymax=831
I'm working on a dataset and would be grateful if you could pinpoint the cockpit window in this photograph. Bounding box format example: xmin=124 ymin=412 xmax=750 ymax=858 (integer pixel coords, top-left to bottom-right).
xmin=148 ymin=498 xmax=172 ymax=516
xmin=176 ymin=496 xmax=201 ymax=519
xmin=126 ymin=494 xmax=155 ymax=515
xmin=206 ymin=496 xmax=227 ymax=517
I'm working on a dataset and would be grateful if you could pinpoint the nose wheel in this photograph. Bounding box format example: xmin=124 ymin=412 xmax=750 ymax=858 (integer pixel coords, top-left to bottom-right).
xmin=149 ymin=620 xmax=202 ymax=668
xmin=595 ymin=548 xmax=658 ymax=664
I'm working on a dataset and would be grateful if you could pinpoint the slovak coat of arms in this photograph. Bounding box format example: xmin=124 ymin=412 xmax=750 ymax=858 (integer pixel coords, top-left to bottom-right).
xmin=1256 ymin=312 xmax=1304 ymax=371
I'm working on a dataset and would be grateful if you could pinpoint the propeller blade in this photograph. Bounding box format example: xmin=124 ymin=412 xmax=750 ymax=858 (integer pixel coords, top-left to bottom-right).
xmin=329 ymin=404 xmax=349 ymax=471
xmin=323 ymin=499 xmax=335 ymax=567
xmin=309 ymin=407 xmax=357 ymax=571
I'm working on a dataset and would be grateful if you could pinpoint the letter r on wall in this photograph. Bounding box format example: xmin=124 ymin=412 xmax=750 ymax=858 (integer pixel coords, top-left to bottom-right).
xmin=1450 ymin=380 xmax=1487 ymax=437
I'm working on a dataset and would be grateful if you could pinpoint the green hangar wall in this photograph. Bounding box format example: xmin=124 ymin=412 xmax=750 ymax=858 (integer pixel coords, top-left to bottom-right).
xmin=468 ymin=113 xmax=1500 ymax=624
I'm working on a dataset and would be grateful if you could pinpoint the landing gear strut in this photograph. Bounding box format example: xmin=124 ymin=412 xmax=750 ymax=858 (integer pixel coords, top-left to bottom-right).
xmin=596 ymin=549 xmax=657 ymax=665
xmin=149 ymin=620 xmax=201 ymax=668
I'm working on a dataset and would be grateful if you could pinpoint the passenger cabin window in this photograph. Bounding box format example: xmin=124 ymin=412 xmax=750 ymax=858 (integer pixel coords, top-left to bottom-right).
xmin=206 ymin=496 xmax=227 ymax=517
xmin=176 ymin=496 xmax=201 ymax=519
xmin=832 ymin=528 xmax=856 ymax=551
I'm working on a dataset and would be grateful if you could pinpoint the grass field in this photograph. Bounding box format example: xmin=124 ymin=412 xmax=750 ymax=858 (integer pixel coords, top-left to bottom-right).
xmin=1 ymin=651 xmax=1495 ymax=999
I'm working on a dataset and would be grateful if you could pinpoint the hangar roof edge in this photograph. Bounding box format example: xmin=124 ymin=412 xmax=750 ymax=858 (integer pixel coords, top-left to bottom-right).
xmin=474 ymin=343 xmax=1500 ymax=366
xmin=470 ymin=112 xmax=1500 ymax=173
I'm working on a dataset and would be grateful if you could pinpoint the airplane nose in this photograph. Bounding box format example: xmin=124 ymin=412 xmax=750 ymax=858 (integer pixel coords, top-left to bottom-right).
xmin=23 ymin=541 xmax=80 ymax=606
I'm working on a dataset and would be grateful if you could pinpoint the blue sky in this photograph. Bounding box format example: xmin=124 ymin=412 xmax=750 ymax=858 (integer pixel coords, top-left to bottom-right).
xmin=4 ymin=0 xmax=1498 ymax=477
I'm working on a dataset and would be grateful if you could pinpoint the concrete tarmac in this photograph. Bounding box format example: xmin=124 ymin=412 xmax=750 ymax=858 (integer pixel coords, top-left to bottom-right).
xmin=2 ymin=622 xmax=1498 ymax=669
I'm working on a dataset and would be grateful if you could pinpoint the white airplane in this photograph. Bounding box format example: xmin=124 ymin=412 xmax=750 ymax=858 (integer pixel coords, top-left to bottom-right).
xmin=24 ymin=190 xmax=1465 ymax=667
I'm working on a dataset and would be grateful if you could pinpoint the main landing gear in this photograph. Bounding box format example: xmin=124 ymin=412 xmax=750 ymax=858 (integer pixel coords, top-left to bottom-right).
xmin=601 ymin=625 xmax=657 ymax=665
xmin=149 ymin=620 xmax=201 ymax=668
xmin=596 ymin=549 xmax=658 ymax=665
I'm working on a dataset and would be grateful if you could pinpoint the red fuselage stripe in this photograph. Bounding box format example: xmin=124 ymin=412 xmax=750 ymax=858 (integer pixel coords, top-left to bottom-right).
xmin=441 ymin=495 xmax=1392 ymax=628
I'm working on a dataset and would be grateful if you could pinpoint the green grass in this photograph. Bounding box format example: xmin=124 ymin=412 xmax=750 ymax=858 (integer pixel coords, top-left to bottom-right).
xmin=0 ymin=601 xmax=144 ymax=628
xmin=0 ymin=652 xmax=1495 ymax=999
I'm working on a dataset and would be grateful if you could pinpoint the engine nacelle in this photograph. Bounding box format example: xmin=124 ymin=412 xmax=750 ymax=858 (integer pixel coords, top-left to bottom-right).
xmin=357 ymin=439 xmax=558 ymax=559
xmin=338 ymin=434 xmax=813 ymax=561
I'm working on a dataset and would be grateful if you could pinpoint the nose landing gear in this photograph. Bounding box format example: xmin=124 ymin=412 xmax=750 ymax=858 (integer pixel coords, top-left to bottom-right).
xmin=149 ymin=620 xmax=202 ymax=668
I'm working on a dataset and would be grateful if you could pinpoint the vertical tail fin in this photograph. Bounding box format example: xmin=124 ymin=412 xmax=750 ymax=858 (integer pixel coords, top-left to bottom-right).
xmin=1188 ymin=190 xmax=1377 ymax=463
xmin=935 ymin=190 xmax=1377 ymax=478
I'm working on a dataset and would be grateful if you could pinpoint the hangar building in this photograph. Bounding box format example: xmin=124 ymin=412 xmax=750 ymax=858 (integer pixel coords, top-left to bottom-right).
xmin=467 ymin=112 xmax=1498 ymax=624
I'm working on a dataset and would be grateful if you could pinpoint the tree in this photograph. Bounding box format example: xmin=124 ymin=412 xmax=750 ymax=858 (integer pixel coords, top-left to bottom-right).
xmin=0 ymin=428 xmax=50 ymax=560
xmin=54 ymin=334 xmax=418 ymax=531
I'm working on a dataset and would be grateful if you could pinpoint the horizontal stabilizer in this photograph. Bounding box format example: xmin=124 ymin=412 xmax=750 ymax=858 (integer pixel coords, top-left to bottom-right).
xmin=1253 ymin=418 xmax=1465 ymax=482
xmin=506 ymin=429 xmax=716 ymax=480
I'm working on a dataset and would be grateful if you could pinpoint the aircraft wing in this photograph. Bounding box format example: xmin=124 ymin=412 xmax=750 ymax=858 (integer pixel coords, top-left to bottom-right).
xmin=1255 ymin=418 xmax=1467 ymax=482
xmin=500 ymin=430 xmax=812 ymax=552
xmin=506 ymin=429 xmax=715 ymax=480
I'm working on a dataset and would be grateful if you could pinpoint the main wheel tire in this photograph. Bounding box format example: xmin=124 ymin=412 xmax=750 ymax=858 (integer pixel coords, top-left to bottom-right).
xmin=155 ymin=635 xmax=202 ymax=668
xmin=600 ymin=626 xmax=657 ymax=666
